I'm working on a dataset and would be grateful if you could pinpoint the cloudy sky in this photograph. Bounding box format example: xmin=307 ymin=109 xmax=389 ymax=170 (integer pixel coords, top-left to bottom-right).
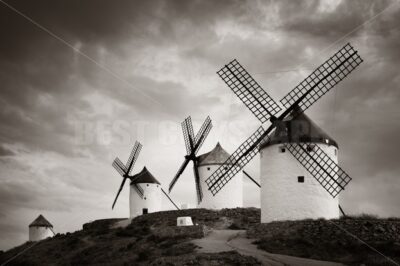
xmin=1 ymin=0 xmax=400 ymax=250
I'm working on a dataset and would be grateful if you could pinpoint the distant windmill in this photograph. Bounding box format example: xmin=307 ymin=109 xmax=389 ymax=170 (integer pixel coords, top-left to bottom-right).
xmin=112 ymin=141 xmax=143 ymax=209
xmin=29 ymin=214 xmax=55 ymax=242
xmin=206 ymin=43 xmax=363 ymax=222
xmin=169 ymin=116 xmax=212 ymax=205
xmin=112 ymin=141 xmax=179 ymax=217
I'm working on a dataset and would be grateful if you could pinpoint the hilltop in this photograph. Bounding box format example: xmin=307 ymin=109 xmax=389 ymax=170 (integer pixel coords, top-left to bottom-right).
xmin=1 ymin=208 xmax=399 ymax=265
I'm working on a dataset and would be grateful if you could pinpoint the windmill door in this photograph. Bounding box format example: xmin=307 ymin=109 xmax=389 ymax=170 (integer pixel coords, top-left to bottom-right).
xmin=142 ymin=208 xmax=148 ymax=214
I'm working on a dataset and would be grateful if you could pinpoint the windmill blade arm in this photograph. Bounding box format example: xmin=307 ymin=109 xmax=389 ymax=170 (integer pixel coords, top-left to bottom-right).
xmin=280 ymin=43 xmax=363 ymax=113
xmin=217 ymin=59 xmax=282 ymax=123
xmin=284 ymin=143 xmax=352 ymax=198
xmin=169 ymin=158 xmax=190 ymax=192
xmin=112 ymin=177 xmax=128 ymax=209
xmin=205 ymin=126 xmax=266 ymax=195
xmin=112 ymin=157 xmax=127 ymax=176
xmin=127 ymin=141 xmax=142 ymax=175
xmin=243 ymin=170 xmax=261 ymax=188
xmin=193 ymin=160 xmax=203 ymax=204
xmin=182 ymin=117 xmax=195 ymax=154
xmin=194 ymin=116 xmax=212 ymax=154
xmin=161 ymin=188 xmax=180 ymax=210
xmin=132 ymin=183 xmax=144 ymax=199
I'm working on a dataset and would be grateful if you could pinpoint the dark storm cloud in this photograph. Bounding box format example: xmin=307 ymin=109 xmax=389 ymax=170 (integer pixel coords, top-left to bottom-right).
xmin=0 ymin=145 xmax=14 ymax=157
xmin=0 ymin=0 xmax=228 ymax=157
xmin=277 ymin=0 xmax=392 ymax=37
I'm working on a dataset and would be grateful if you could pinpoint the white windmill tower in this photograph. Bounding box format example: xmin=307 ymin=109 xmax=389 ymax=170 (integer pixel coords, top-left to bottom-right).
xmin=112 ymin=141 xmax=179 ymax=218
xmin=29 ymin=214 xmax=55 ymax=242
xmin=206 ymin=43 xmax=363 ymax=222
xmin=128 ymin=166 xmax=162 ymax=217
xmin=197 ymin=142 xmax=243 ymax=209
xmin=259 ymin=107 xmax=341 ymax=222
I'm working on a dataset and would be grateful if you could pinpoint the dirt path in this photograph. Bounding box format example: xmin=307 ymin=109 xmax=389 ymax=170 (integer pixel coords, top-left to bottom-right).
xmin=192 ymin=230 xmax=343 ymax=266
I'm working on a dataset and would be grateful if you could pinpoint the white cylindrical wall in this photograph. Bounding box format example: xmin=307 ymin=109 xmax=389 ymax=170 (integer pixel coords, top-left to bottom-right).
xmin=260 ymin=144 xmax=339 ymax=223
xmin=129 ymin=183 xmax=162 ymax=218
xmin=29 ymin=227 xmax=54 ymax=242
xmin=197 ymin=164 xmax=243 ymax=209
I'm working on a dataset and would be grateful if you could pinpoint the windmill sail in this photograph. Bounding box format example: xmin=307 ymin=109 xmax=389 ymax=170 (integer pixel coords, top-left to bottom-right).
xmin=182 ymin=117 xmax=195 ymax=153
xmin=112 ymin=177 xmax=128 ymax=209
xmin=131 ymin=183 xmax=144 ymax=199
xmin=194 ymin=116 xmax=212 ymax=153
xmin=112 ymin=158 xmax=127 ymax=176
xmin=280 ymin=43 xmax=363 ymax=113
xmin=168 ymin=158 xmax=190 ymax=192
xmin=284 ymin=143 xmax=352 ymax=197
xmin=217 ymin=59 xmax=281 ymax=123
xmin=205 ymin=126 xmax=266 ymax=195
xmin=243 ymin=170 xmax=261 ymax=188
xmin=126 ymin=142 xmax=142 ymax=175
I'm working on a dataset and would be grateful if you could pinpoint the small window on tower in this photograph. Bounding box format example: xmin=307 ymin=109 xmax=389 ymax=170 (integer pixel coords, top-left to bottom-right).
xmin=207 ymin=167 xmax=210 ymax=171
xmin=298 ymin=176 xmax=304 ymax=183
xmin=279 ymin=146 xmax=285 ymax=153
xmin=334 ymin=149 xmax=337 ymax=156
xmin=147 ymin=184 xmax=149 ymax=187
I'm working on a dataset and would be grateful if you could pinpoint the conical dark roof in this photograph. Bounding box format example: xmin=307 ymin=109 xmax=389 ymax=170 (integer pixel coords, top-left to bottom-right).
xmin=198 ymin=142 xmax=231 ymax=166
xmin=260 ymin=108 xmax=338 ymax=149
xmin=29 ymin=214 xmax=53 ymax=228
xmin=130 ymin=167 xmax=161 ymax=185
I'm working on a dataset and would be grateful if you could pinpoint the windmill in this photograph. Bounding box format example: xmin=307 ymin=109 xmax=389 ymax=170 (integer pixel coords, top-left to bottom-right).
xmin=206 ymin=43 xmax=363 ymax=221
xmin=168 ymin=116 xmax=212 ymax=205
xmin=112 ymin=141 xmax=179 ymax=217
xmin=112 ymin=141 xmax=143 ymax=209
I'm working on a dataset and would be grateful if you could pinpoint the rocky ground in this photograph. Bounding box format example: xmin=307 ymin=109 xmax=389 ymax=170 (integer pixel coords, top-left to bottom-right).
xmin=0 ymin=209 xmax=399 ymax=265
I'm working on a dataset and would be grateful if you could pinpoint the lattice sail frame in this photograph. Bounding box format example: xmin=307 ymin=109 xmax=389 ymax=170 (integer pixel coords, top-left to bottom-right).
xmin=280 ymin=43 xmax=363 ymax=112
xmin=182 ymin=117 xmax=195 ymax=154
xmin=195 ymin=116 xmax=212 ymax=153
xmin=112 ymin=158 xmax=127 ymax=176
xmin=131 ymin=183 xmax=144 ymax=198
xmin=284 ymin=143 xmax=352 ymax=198
xmin=126 ymin=142 xmax=142 ymax=175
xmin=217 ymin=59 xmax=281 ymax=123
xmin=205 ymin=126 xmax=266 ymax=195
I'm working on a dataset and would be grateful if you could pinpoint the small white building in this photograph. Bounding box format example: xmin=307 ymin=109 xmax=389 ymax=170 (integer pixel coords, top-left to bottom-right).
xmin=29 ymin=214 xmax=55 ymax=242
xmin=260 ymin=110 xmax=340 ymax=223
xmin=197 ymin=143 xmax=243 ymax=209
xmin=129 ymin=167 xmax=162 ymax=218
xmin=177 ymin=217 xmax=194 ymax=226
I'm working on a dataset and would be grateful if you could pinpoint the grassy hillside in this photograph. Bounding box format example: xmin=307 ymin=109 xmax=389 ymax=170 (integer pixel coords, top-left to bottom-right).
xmin=0 ymin=209 xmax=260 ymax=265
xmin=249 ymin=215 xmax=400 ymax=265
xmin=1 ymin=209 xmax=399 ymax=266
